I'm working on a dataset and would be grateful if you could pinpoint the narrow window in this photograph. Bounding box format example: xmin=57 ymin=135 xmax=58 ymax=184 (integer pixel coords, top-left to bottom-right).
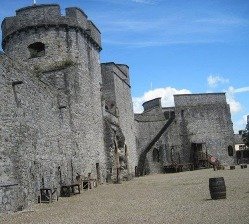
xmin=181 ymin=110 xmax=184 ymax=118
xmin=153 ymin=148 xmax=160 ymax=162
xmin=228 ymin=145 xmax=234 ymax=156
xmin=28 ymin=42 xmax=45 ymax=58
xmin=164 ymin=111 xmax=170 ymax=119
xmin=96 ymin=163 xmax=101 ymax=183
xmin=125 ymin=145 xmax=128 ymax=157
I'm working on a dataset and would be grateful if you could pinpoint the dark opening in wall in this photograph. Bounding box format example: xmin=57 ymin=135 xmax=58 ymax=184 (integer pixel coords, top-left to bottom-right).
xmin=228 ymin=145 xmax=234 ymax=156
xmin=164 ymin=111 xmax=170 ymax=119
xmin=28 ymin=42 xmax=45 ymax=58
xmin=181 ymin=110 xmax=184 ymax=118
xmin=125 ymin=145 xmax=128 ymax=156
xmin=153 ymin=148 xmax=160 ymax=162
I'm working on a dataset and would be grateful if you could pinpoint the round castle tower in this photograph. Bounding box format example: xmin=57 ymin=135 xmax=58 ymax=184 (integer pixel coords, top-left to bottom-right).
xmin=1 ymin=4 xmax=101 ymax=72
xmin=1 ymin=4 xmax=107 ymax=186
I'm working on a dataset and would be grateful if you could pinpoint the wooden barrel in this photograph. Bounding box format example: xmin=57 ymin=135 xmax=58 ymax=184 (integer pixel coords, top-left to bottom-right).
xmin=209 ymin=177 xmax=226 ymax=200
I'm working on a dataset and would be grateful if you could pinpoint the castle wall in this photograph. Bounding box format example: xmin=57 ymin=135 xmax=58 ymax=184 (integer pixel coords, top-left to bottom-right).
xmin=160 ymin=117 xmax=182 ymax=164
xmin=0 ymin=53 xmax=73 ymax=212
xmin=135 ymin=94 xmax=235 ymax=175
xmin=65 ymin=25 xmax=106 ymax=180
xmin=167 ymin=93 xmax=235 ymax=165
xmin=142 ymin=98 xmax=162 ymax=112
xmin=2 ymin=4 xmax=106 ymax=179
xmin=101 ymin=63 xmax=138 ymax=176
xmin=174 ymin=93 xmax=227 ymax=107
xmin=135 ymin=111 xmax=167 ymax=174
xmin=0 ymin=2 xmax=238 ymax=214
xmin=0 ymin=5 xmax=106 ymax=213
xmin=2 ymin=5 xmax=101 ymax=73
xmin=135 ymin=115 xmax=166 ymax=156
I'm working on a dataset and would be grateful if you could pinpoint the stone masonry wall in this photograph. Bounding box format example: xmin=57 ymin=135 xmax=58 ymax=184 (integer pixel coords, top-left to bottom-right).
xmin=135 ymin=93 xmax=235 ymax=175
xmin=101 ymin=63 xmax=138 ymax=176
xmin=134 ymin=107 xmax=167 ymax=174
xmin=2 ymin=4 xmax=106 ymax=180
xmin=0 ymin=53 xmax=70 ymax=212
xmin=167 ymin=93 xmax=235 ymax=165
xmin=1 ymin=4 xmax=106 ymax=213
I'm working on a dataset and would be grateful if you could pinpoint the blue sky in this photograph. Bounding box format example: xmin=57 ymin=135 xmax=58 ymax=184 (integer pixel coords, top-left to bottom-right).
xmin=0 ymin=0 xmax=249 ymax=132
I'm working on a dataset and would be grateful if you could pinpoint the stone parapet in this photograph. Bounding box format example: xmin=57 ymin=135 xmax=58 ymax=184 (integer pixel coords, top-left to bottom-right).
xmin=142 ymin=98 xmax=162 ymax=112
xmin=1 ymin=4 xmax=101 ymax=51
xmin=174 ymin=93 xmax=227 ymax=107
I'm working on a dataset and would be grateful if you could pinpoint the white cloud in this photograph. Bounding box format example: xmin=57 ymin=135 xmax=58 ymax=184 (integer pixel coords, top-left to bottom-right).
xmin=233 ymin=115 xmax=248 ymax=133
xmin=233 ymin=86 xmax=249 ymax=93
xmin=206 ymin=74 xmax=248 ymax=115
xmin=227 ymin=97 xmax=242 ymax=114
xmin=226 ymin=86 xmax=242 ymax=114
xmin=207 ymin=75 xmax=229 ymax=88
xmin=226 ymin=86 xmax=249 ymax=114
xmin=133 ymin=87 xmax=191 ymax=113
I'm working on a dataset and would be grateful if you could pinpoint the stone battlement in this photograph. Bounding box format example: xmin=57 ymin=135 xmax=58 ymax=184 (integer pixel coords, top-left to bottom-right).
xmin=101 ymin=62 xmax=131 ymax=86
xmin=1 ymin=4 xmax=101 ymax=50
xmin=174 ymin=93 xmax=227 ymax=107
xmin=142 ymin=98 xmax=162 ymax=112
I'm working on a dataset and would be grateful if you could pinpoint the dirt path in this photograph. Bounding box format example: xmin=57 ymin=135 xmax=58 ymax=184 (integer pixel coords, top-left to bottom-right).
xmin=1 ymin=166 xmax=249 ymax=224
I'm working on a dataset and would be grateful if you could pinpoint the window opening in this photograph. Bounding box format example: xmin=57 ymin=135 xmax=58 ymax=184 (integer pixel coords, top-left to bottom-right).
xmin=228 ymin=145 xmax=234 ymax=156
xmin=153 ymin=148 xmax=160 ymax=162
xmin=28 ymin=42 xmax=45 ymax=58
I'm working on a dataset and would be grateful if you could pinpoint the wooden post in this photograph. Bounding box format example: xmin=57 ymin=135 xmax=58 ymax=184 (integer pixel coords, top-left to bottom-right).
xmin=96 ymin=163 xmax=101 ymax=185
xmin=125 ymin=144 xmax=129 ymax=173
xmin=41 ymin=177 xmax=45 ymax=188
xmin=114 ymin=140 xmax=120 ymax=184
xmin=71 ymin=159 xmax=74 ymax=184
xmin=170 ymin=147 xmax=174 ymax=163
xmin=88 ymin=173 xmax=92 ymax=189
xmin=178 ymin=152 xmax=181 ymax=164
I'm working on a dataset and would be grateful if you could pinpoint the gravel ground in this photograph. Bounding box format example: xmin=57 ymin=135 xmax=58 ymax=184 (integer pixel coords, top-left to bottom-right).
xmin=1 ymin=166 xmax=249 ymax=224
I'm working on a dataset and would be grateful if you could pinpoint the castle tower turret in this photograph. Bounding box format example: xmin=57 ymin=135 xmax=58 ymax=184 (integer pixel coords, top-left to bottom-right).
xmin=1 ymin=4 xmax=101 ymax=72
xmin=1 ymin=4 xmax=107 ymax=187
xmin=101 ymin=62 xmax=138 ymax=178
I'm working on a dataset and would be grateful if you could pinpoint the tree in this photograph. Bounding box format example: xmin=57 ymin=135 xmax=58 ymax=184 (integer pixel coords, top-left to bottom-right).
xmin=242 ymin=121 xmax=249 ymax=147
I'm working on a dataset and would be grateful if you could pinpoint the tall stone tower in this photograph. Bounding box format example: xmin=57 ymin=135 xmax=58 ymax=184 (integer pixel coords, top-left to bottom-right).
xmin=2 ymin=4 xmax=101 ymax=71
xmin=1 ymin=4 xmax=106 ymax=211
xmin=101 ymin=63 xmax=138 ymax=180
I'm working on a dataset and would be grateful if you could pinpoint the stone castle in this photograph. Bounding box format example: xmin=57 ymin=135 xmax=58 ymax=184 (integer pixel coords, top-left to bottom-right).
xmin=0 ymin=4 xmax=235 ymax=213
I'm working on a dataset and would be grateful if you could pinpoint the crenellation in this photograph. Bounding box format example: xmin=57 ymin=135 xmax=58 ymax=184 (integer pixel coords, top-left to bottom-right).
xmin=116 ymin=64 xmax=130 ymax=85
xmin=102 ymin=62 xmax=130 ymax=87
xmin=174 ymin=93 xmax=227 ymax=107
xmin=143 ymin=98 xmax=162 ymax=112
xmin=65 ymin=7 xmax=88 ymax=21
xmin=2 ymin=5 xmax=101 ymax=52
xmin=87 ymin=20 xmax=101 ymax=48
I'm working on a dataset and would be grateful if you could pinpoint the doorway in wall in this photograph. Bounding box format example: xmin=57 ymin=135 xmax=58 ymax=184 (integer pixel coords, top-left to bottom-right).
xmin=96 ymin=163 xmax=101 ymax=184
xmin=191 ymin=143 xmax=206 ymax=168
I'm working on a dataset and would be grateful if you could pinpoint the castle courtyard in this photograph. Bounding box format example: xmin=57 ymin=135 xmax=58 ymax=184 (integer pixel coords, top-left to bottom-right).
xmin=0 ymin=4 xmax=242 ymax=213
xmin=1 ymin=167 xmax=248 ymax=224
